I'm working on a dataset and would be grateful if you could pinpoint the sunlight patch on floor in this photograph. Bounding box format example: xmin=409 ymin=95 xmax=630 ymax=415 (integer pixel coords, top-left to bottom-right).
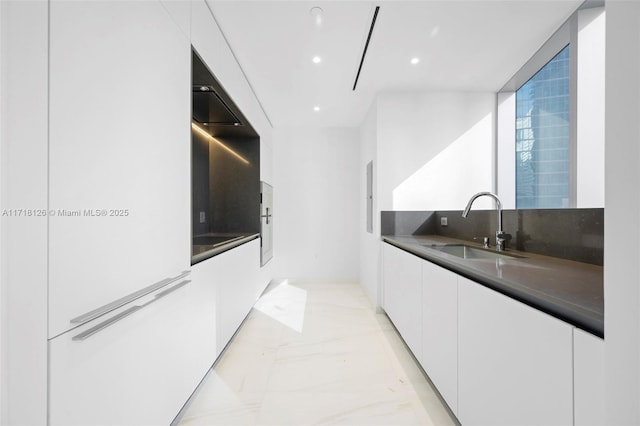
xmin=253 ymin=279 xmax=307 ymax=333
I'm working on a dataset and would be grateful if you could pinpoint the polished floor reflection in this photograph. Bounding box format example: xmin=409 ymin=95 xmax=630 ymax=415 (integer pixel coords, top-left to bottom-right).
xmin=177 ymin=280 xmax=457 ymax=425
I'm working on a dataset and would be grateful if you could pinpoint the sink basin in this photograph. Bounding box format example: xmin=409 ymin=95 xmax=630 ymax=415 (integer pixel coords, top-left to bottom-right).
xmin=423 ymin=244 xmax=525 ymax=260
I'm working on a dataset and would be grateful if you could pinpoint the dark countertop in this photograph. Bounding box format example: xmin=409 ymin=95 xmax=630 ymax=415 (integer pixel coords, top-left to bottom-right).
xmin=192 ymin=233 xmax=259 ymax=265
xmin=382 ymin=235 xmax=604 ymax=337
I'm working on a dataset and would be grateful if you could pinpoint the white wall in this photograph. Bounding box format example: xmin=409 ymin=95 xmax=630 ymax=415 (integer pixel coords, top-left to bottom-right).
xmin=604 ymin=1 xmax=640 ymax=424
xmin=273 ymin=127 xmax=359 ymax=282
xmin=377 ymin=92 xmax=496 ymax=211
xmin=0 ymin=3 xmax=4 ymax=420
xmin=496 ymin=92 xmax=516 ymax=207
xmin=577 ymin=7 xmax=605 ymax=208
xmin=0 ymin=1 xmax=49 ymax=423
xmin=359 ymin=102 xmax=380 ymax=305
xmin=0 ymin=3 xmax=4 ymax=421
xmin=357 ymin=91 xmax=495 ymax=306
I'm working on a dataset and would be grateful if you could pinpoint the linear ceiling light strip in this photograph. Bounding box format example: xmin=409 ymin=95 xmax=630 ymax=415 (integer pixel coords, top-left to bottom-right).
xmin=352 ymin=6 xmax=380 ymax=91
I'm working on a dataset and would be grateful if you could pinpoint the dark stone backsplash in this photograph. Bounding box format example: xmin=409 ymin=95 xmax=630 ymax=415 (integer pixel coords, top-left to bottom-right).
xmin=381 ymin=208 xmax=604 ymax=265
xmin=379 ymin=211 xmax=438 ymax=236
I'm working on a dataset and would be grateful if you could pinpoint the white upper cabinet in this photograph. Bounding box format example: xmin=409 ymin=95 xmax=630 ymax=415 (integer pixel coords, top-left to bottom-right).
xmin=48 ymin=0 xmax=190 ymax=337
xmin=458 ymin=276 xmax=573 ymax=426
xmin=190 ymin=0 xmax=273 ymax=183
xmin=421 ymin=259 xmax=458 ymax=414
xmin=382 ymin=243 xmax=423 ymax=358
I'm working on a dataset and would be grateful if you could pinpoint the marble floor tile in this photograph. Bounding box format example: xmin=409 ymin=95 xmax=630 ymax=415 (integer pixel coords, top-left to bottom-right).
xmin=176 ymin=281 xmax=457 ymax=426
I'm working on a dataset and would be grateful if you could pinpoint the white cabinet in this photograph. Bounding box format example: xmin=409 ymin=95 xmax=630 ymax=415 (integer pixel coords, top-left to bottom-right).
xmin=49 ymin=239 xmax=264 ymax=426
xmin=191 ymin=239 xmax=265 ymax=356
xmin=48 ymin=0 xmax=190 ymax=338
xmin=382 ymin=243 xmax=423 ymax=357
xmin=382 ymin=244 xmax=458 ymax=413
xmin=383 ymin=242 xmax=601 ymax=425
xmin=47 ymin=1 xmax=200 ymax=423
xmin=49 ymin=275 xmax=211 ymax=425
xmin=458 ymin=277 xmax=573 ymax=426
xmin=421 ymin=260 xmax=458 ymax=414
xmin=214 ymin=239 xmax=263 ymax=352
xmin=574 ymin=328 xmax=605 ymax=425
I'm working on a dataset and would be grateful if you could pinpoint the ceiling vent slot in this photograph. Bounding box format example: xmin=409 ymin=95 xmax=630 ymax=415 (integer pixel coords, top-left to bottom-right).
xmin=352 ymin=6 xmax=380 ymax=91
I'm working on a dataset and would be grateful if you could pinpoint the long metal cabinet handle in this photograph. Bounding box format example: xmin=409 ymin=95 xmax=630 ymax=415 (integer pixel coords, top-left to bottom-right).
xmin=70 ymin=270 xmax=191 ymax=325
xmin=72 ymin=306 xmax=142 ymax=341
xmin=154 ymin=279 xmax=190 ymax=299
xmin=72 ymin=280 xmax=191 ymax=341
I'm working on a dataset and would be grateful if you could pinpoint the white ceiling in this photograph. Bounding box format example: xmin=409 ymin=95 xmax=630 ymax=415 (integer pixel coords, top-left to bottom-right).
xmin=208 ymin=0 xmax=583 ymax=128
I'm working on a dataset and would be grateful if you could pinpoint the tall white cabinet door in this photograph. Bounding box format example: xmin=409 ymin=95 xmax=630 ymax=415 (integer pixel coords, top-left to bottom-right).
xmin=574 ymin=328 xmax=605 ymax=426
xmin=382 ymin=243 xmax=422 ymax=358
xmin=48 ymin=0 xmax=190 ymax=337
xmin=458 ymin=277 xmax=573 ymax=426
xmin=421 ymin=260 xmax=458 ymax=414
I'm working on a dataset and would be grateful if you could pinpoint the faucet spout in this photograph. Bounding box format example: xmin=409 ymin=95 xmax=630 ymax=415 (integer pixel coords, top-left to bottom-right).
xmin=462 ymin=192 xmax=509 ymax=251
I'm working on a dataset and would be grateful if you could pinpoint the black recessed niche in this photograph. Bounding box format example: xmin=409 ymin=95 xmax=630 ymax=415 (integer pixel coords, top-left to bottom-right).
xmin=191 ymin=48 xmax=260 ymax=264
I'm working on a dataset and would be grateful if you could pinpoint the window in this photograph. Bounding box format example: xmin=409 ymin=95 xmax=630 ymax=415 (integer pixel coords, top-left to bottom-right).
xmin=498 ymin=5 xmax=605 ymax=210
xmin=515 ymin=46 xmax=570 ymax=208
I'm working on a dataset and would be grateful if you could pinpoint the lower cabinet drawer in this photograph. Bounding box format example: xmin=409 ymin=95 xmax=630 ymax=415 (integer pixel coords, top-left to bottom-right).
xmin=49 ymin=275 xmax=213 ymax=425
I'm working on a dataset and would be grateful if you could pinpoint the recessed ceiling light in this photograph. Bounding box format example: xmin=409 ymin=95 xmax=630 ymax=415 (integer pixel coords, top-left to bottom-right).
xmin=313 ymin=106 xmax=320 ymax=112
xmin=410 ymin=57 xmax=420 ymax=65
xmin=310 ymin=7 xmax=323 ymax=27
xmin=312 ymin=56 xmax=322 ymax=64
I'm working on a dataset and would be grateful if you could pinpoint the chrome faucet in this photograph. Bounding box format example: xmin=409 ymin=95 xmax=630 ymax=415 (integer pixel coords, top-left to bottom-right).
xmin=462 ymin=192 xmax=511 ymax=251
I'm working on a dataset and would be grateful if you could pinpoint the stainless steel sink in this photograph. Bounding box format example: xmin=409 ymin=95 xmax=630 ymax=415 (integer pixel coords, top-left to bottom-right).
xmin=422 ymin=244 xmax=525 ymax=260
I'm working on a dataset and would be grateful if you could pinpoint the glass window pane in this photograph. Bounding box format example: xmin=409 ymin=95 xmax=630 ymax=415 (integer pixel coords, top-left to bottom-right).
xmin=516 ymin=45 xmax=570 ymax=209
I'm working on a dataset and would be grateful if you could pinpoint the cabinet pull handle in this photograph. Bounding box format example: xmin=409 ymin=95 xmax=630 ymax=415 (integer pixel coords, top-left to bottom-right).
xmin=72 ymin=306 xmax=142 ymax=341
xmin=154 ymin=279 xmax=189 ymax=300
xmin=72 ymin=280 xmax=190 ymax=341
xmin=261 ymin=207 xmax=272 ymax=224
xmin=70 ymin=271 xmax=190 ymax=325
